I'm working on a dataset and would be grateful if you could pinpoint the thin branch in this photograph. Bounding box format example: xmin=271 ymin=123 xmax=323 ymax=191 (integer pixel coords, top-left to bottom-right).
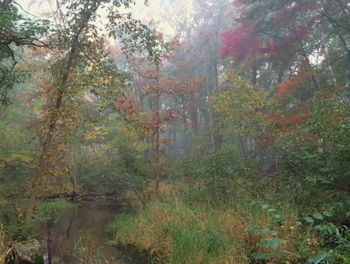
xmin=319 ymin=10 xmax=350 ymax=33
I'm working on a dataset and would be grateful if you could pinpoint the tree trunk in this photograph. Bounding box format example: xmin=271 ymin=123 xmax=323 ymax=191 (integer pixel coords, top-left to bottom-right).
xmin=182 ymin=97 xmax=190 ymax=151
xmin=337 ymin=34 xmax=350 ymax=93
xmin=154 ymin=64 xmax=161 ymax=195
xmin=252 ymin=65 xmax=257 ymax=85
xmin=25 ymin=1 xmax=101 ymax=223
xmin=46 ymin=219 xmax=52 ymax=264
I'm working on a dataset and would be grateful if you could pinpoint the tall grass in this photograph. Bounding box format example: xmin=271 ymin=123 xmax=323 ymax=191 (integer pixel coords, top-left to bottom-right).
xmin=0 ymin=224 xmax=6 ymax=263
xmin=74 ymin=236 xmax=111 ymax=264
xmin=109 ymin=190 xmax=301 ymax=264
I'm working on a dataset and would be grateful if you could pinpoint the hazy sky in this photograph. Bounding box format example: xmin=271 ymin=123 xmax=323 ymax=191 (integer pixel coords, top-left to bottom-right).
xmin=16 ymin=0 xmax=195 ymax=38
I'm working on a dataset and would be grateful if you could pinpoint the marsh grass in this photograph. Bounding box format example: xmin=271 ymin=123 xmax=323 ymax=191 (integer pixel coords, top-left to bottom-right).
xmin=0 ymin=224 xmax=6 ymax=263
xmin=74 ymin=236 xmax=112 ymax=264
xmin=109 ymin=186 xmax=302 ymax=264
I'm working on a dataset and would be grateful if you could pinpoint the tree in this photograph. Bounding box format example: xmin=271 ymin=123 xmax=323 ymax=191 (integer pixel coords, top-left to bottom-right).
xmin=25 ymin=0 xmax=161 ymax=223
xmin=213 ymin=71 xmax=275 ymax=155
xmin=221 ymin=0 xmax=350 ymax=96
xmin=116 ymin=43 xmax=200 ymax=194
xmin=219 ymin=0 xmax=350 ymax=176
xmin=0 ymin=0 xmax=48 ymax=105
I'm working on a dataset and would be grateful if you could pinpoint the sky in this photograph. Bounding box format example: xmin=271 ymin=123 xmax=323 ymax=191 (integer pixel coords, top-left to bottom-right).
xmin=16 ymin=0 xmax=195 ymax=38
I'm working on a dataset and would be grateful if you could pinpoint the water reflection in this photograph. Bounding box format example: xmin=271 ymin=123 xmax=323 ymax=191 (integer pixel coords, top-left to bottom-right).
xmin=40 ymin=200 xmax=126 ymax=264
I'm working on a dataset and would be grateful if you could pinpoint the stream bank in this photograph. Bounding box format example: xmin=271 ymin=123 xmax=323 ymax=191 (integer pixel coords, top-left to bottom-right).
xmin=36 ymin=199 xmax=147 ymax=264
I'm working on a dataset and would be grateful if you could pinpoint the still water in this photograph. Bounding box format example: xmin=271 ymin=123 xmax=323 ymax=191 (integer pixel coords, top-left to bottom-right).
xmin=39 ymin=200 xmax=135 ymax=264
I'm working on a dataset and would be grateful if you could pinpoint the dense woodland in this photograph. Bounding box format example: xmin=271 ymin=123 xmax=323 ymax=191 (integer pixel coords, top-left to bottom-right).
xmin=1 ymin=0 xmax=350 ymax=263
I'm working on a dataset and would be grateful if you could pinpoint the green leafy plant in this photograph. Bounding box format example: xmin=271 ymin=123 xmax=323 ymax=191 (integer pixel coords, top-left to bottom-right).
xmin=245 ymin=225 xmax=286 ymax=261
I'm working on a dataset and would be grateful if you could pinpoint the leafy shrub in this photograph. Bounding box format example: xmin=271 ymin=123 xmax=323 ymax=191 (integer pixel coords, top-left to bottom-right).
xmin=174 ymin=145 xmax=258 ymax=201
xmin=78 ymin=143 xmax=149 ymax=194
xmin=300 ymin=222 xmax=350 ymax=264
xmin=274 ymin=93 xmax=350 ymax=204
xmin=315 ymin=223 xmax=350 ymax=263
xmin=1 ymin=200 xmax=34 ymax=241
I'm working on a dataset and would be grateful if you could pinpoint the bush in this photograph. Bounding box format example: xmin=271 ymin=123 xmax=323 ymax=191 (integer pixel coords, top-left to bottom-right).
xmin=274 ymin=93 xmax=350 ymax=195
xmin=173 ymin=145 xmax=258 ymax=201
xmin=78 ymin=141 xmax=150 ymax=194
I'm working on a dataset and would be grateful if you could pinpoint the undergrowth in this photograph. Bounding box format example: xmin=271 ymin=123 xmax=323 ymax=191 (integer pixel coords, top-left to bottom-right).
xmin=109 ymin=182 xmax=350 ymax=264
xmin=109 ymin=186 xmax=304 ymax=264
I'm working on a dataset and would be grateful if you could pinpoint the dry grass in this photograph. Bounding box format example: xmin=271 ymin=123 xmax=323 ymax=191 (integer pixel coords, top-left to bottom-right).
xmin=73 ymin=236 xmax=120 ymax=264
xmin=109 ymin=199 xmax=247 ymax=264
xmin=0 ymin=224 xmax=6 ymax=263
xmin=109 ymin=191 xmax=305 ymax=264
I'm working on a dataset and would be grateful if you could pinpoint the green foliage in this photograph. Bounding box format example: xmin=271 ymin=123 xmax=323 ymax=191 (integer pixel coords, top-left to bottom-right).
xmin=1 ymin=199 xmax=73 ymax=241
xmin=245 ymin=202 xmax=288 ymax=262
xmin=1 ymin=201 xmax=34 ymax=241
xmin=306 ymin=252 xmax=329 ymax=264
xmin=213 ymin=71 xmax=275 ymax=145
xmin=0 ymin=1 xmax=49 ymax=105
xmin=311 ymin=224 xmax=350 ymax=263
xmin=250 ymin=201 xmax=284 ymax=225
xmin=273 ymin=91 xmax=350 ymax=213
xmin=3 ymin=223 xmax=33 ymax=242
xmin=174 ymin=145 xmax=258 ymax=201
xmin=77 ymin=118 xmax=150 ymax=194
xmin=278 ymin=93 xmax=350 ymax=181
xmin=0 ymin=84 xmax=37 ymax=199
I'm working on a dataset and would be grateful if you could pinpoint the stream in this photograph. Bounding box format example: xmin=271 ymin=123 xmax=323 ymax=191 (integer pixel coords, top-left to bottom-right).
xmin=38 ymin=199 xmax=139 ymax=264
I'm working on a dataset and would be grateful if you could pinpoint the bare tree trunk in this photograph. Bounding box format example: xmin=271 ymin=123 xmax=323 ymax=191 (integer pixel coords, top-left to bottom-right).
xmin=337 ymin=34 xmax=350 ymax=93
xmin=208 ymin=102 xmax=216 ymax=151
xmin=190 ymin=109 xmax=198 ymax=136
xmin=70 ymin=169 xmax=79 ymax=201
xmin=182 ymin=98 xmax=190 ymax=151
xmin=209 ymin=5 xmax=224 ymax=150
xmin=252 ymin=65 xmax=257 ymax=85
xmin=154 ymin=64 xmax=161 ymax=195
